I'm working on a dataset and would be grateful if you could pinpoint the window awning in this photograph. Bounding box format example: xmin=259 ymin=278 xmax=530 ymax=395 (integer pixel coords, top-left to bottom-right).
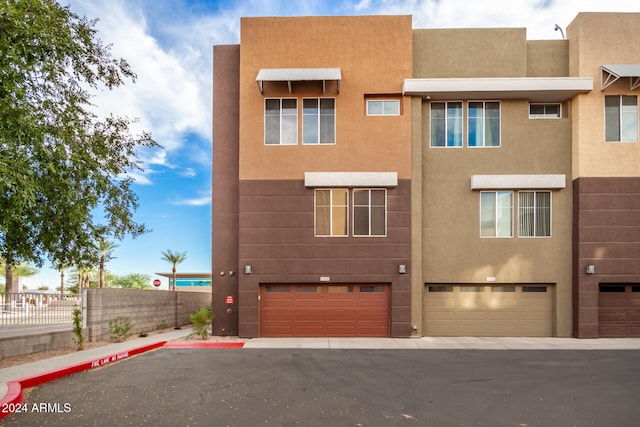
xmin=470 ymin=174 xmax=566 ymax=190
xmin=403 ymin=77 xmax=592 ymax=102
xmin=304 ymin=172 xmax=398 ymax=188
xmin=256 ymin=68 xmax=341 ymax=94
xmin=601 ymin=65 xmax=640 ymax=90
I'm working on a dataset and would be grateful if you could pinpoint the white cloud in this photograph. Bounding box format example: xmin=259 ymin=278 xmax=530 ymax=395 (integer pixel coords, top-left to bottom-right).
xmin=172 ymin=188 xmax=212 ymax=206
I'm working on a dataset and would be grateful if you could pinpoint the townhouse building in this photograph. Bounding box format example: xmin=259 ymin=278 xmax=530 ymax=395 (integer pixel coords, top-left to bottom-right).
xmin=212 ymin=13 xmax=640 ymax=338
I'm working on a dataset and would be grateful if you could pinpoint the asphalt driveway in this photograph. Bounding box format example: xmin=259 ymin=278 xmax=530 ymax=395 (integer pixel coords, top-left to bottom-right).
xmin=4 ymin=348 xmax=640 ymax=426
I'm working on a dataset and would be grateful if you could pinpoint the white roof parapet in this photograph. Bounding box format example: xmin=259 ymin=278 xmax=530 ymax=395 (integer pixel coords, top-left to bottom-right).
xmin=304 ymin=172 xmax=398 ymax=188
xmin=403 ymin=77 xmax=592 ymax=102
xmin=256 ymin=68 xmax=342 ymax=94
xmin=601 ymin=65 xmax=640 ymax=91
xmin=470 ymin=174 xmax=566 ymax=190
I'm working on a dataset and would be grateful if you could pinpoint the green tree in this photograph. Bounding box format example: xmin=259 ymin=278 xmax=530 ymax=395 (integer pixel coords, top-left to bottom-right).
xmin=161 ymin=250 xmax=187 ymax=291
xmin=97 ymin=239 xmax=118 ymax=288
xmin=0 ymin=260 xmax=38 ymax=290
xmin=0 ymin=0 xmax=157 ymax=292
xmin=113 ymin=273 xmax=152 ymax=290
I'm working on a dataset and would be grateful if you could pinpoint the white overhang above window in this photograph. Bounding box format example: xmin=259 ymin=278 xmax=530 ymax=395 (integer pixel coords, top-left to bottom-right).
xmin=601 ymin=65 xmax=640 ymax=91
xmin=304 ymin=172 xmax=398 ymax=188
xmin=470 ymin=174 xmax=566 ymax=190
xmin=256 ymin=68 xmax=342 ymax=94
xmin=403 ymin=77 xmax=592 ymax=102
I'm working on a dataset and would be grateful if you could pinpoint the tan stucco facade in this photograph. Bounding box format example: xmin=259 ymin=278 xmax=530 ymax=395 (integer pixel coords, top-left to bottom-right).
xmin=568 ymin=13 xmax=640 ymax=178
xmin=213 ymin=12 xmax=640 ymax=339
xmin=410 ymin=28 xmax=574 ymax=337
xmin=239 ymin=16 xmax=413 ymax=181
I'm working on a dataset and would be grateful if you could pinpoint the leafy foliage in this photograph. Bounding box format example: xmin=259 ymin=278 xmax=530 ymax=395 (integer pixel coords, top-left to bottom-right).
xmin=72 ymin=305 xmax=84 ymax=350
xmin=161 ymin=250 xmax=187 ymax=290
xmin=189 ymin=306 xmax=213 ymax=340
xmin=0 ymin=0 xmax=158 ymax=291
xmin=113 ymin=273 xmax=152 ymax=289
xmin=108 ymin=316 xmax=132 ymax=343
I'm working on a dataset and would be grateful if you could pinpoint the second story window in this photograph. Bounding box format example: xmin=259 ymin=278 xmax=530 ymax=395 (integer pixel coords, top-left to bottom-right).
xmin=303 ymin=98 xmax=335 ymax=144
xmin=468 ymin=101 xmax=500 ymax=147
xmin=353 ymin=189 xmax=386 ymax=237
xmin=315 ymin=189 xmax=348 ymax=236
xmin=605 ymin=95 xmax=638 ymax=142
xmin=480 ymin=191 xmax=513 ymax=237
xmin=265 ymin=98 xmax=297 ymax=145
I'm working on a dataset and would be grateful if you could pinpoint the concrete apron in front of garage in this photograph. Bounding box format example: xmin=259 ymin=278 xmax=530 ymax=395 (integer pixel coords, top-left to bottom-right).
xmin=242 ymin=336 xmax=640 ymax=350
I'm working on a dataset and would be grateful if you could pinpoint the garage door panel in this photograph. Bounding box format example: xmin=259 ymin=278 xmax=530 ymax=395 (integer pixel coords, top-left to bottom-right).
xmin=600 ymin=311 xmax=628 ymax=322
xmin=599 ymin=284 xmax=640 ymax=337
xmin=425 ymin=284 xmax=553 ymax=337
xmin=326 ymin=299 xmax=356 ymax=308
xmin=261 ymin=284 xmax=389 ymax=337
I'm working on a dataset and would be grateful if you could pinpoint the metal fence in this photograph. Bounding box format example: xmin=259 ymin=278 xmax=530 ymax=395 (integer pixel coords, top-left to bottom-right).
xmin=0 ymin=292 xmax=81 ymax=326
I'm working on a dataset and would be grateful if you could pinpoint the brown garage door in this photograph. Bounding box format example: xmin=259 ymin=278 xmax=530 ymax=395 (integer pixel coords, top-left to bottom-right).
xmin=424 ymin=284 xmax=553 ymax=337
xmin=260 ymin=284 xmax=390 ymax=337
xmin=599 ymin=284 xmax=640 ymax=338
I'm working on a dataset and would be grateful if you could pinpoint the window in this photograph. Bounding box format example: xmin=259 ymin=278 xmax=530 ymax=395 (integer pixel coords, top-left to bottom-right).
xmin=480 ymin=191 xmax=513 ymax=237
xmin=605 ymin=95 xmax=638 ymax=142
xmin=353 ymin=189 xmax=386 ymax=236
xmin=468 ymin=101 xmax=500 ymax=147
xmin=265 ymin=99 xmax=297 ymax=145
xmin=430 ymin=102 xmax=463 ymax=147
xmin=315 ymin=189 xmax=348 ymax=236
xmin=303 ymin=98 xmax=335 ymax=144
xmin=518 ymin=192 xmax=551 ymax=237
xmin=367 ymin=99 xmax=400 ymax=116
xmin=529 ymin=104 xmax=561 ymax=119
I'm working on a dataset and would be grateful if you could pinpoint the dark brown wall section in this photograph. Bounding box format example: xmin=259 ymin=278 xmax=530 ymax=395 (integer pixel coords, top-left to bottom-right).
xmin=573 ymin=177 xmax=640 ymax=338
xmin=237 ymin=180 xmax=412 ymax=337
xmin=212 ymin=45 xmax=240 ymax=336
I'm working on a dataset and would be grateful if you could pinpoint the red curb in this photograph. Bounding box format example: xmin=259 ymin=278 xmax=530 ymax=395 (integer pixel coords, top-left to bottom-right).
xmin=164 ymin=342 xmax=245 ymax=348
xmin=0 ymin=341 xmax=166 ymax=420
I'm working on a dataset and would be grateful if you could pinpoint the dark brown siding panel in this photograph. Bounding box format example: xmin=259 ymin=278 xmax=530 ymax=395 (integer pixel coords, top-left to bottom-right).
xmin=238 ymin=179 xmax=412 ymax=337
xmin=573 ymin=177 xmax=640 ymax=338
xmin=211 ymin=45 xmax=240 ymax=336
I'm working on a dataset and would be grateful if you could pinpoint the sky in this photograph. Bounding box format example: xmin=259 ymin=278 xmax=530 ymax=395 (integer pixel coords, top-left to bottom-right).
xmin=22 ymin=0 xmax=638 ymax=290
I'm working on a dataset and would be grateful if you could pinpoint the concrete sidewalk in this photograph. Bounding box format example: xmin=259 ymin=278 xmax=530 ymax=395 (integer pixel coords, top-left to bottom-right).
xmin=0 ymin=327 xmax=193 ymax=399
xmin=243 ymin=336 xmax=640 ymax=350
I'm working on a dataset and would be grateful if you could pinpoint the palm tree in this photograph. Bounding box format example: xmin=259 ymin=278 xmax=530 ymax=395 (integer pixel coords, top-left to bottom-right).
xmin=161 ymin=250 xmax=187 ymax=291
xmin=97 ymin=239 xmax=119 ymax=288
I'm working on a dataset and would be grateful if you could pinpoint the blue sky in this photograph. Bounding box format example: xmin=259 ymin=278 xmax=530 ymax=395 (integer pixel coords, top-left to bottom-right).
xmin=23 ymin=0 xmax=638 ymax=290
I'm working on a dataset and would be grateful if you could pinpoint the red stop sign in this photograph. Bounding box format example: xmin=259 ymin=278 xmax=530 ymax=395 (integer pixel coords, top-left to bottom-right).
xmin=153 ymin=279 xmax=161 ymax=287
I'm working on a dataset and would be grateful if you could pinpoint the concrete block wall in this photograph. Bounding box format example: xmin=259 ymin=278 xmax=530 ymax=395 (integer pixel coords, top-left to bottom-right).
xmin=84 ymin=288 xmax=211 ymax=342
xmin=0 ymin=329 xmax=74 ymax=360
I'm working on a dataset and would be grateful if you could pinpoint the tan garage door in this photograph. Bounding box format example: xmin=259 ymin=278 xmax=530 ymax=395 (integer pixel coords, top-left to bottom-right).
xmin=599 ymin=284 xmax=640 ymax=338
xmin=424 ymin=284 xmax=553 ymax=336
xmin=260 ymin=284 xmax=390 ymax=337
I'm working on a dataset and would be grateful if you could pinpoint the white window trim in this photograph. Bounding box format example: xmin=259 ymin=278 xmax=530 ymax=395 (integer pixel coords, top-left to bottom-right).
xmin=314 ymin=188 xmax=348 ymax=237
xmin=302 ymin=97 xmax=336 ymax=145
xmin=366 ymin=99 xmax=400 ymax=116
xmin=352 ymin=188 xmax=387 ymax=238
xmin=467 ymin=100 xmax=501 ymax=148
xmin=480 ymin=191 xmax=513 ymax=238
xmin=604 ymin=94 xmax=639 ymax=143
xmin=264 ymin=98 xmax=298 ymax=145
xmin=529 ymin=103 xmax=562 ymax=119
xmin=517 ymin=191 xmax=552 ymax=238
xmin=429 ymin=100 xmax=464 ymax=148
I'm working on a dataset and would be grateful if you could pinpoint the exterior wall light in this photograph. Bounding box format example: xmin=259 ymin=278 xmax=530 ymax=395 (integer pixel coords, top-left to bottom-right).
xmin=586 ymin=264 xmax=595 ymax=275
xmin=244 ymin=265 xmax=252 ymax=275
xmin=398 ymin=264 xmax=406 ymax=274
